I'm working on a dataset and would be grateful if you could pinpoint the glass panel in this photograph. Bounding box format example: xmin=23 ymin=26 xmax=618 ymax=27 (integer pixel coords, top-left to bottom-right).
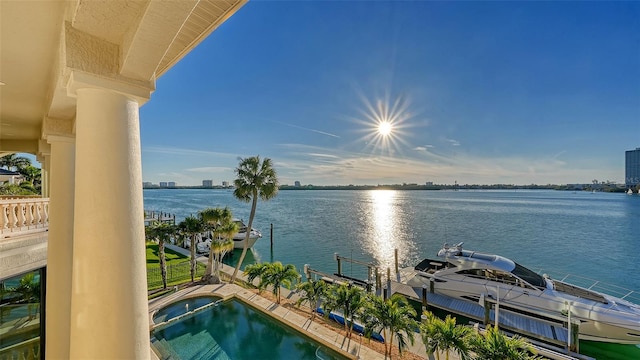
xmin=0 ymin=270 xmax=42 ymax=360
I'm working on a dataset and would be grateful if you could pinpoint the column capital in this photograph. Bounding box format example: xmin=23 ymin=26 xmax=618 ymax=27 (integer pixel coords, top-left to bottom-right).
xmin=66 ymin=70 xmax=154 ymax=105
xmin=42 ymin=117 xmax=75 ymax=139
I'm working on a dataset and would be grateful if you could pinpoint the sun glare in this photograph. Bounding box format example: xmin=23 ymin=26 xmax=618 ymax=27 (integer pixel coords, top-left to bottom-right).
xmin=378 ymin=121 xmax=392 ymax=136
xmin=350 ymin=93 xmax=415 ymax=156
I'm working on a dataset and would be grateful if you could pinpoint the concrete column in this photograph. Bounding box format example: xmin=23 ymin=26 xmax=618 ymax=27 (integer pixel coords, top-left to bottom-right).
xmin=41 ymin=155 xmax=50 ymax=198
xmin=69 ymin=88 xmax=149 ymax=359
xmin=45 ymin=136 xmax=75 ymax=360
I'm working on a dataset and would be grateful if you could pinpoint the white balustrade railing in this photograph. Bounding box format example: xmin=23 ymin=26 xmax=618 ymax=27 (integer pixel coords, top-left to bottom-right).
xmin=0 ymin=197 xmax=49 ymax=238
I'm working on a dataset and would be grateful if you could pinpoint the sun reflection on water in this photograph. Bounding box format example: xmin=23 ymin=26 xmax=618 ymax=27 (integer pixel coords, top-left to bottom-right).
xmin=360 ymin=190 xmax=414 ymax=273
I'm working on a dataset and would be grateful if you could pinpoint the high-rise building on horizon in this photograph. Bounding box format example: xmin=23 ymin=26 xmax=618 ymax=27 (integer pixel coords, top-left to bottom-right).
xmin=294 ymin=181 xmax=301 ymax=187
xmin=625 ymin=147 xmax=640 ymax=188
xmin=202 ymin=180 xmax=213 ymax=187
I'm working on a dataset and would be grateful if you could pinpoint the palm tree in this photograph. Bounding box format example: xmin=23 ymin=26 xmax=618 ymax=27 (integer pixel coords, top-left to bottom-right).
xmin=230 ymin=156 xmax=279 ymax=282
xmin=242 ymin=262 xmax=299 ymax=304
xmin=263 ymin=262 xmax=298 ymax=304
xmin=469 ymin=325 xmax=539 ymax=360
xmin=198 ymin=206 xmax=233 ymax=283
xmin=420 ymin=311 xmax=472 ymax=360
xmin=296 ymin=279 xmax=327 ymax=323
xmin=323 ymin=283 xmax=366 ymax=344
xmin=208 ymin=221 xmax=237 ymax=283
xmin=178 ymin=215 xmax=204 ymax=283
xmin=18 ymin=165 xmax=41 ymax=185
xmin=363 ymin=293 xmax=418 ymax=359
xmin=0 ymin=153 xmax=31 ymax=172
xmin=243 ymin=262 xmax=269 ymax=292
xmin=145 ymin=220 xmax=177 ymax=289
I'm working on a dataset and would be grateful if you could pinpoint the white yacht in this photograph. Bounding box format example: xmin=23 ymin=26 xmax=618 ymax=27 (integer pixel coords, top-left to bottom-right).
xmin=184 ymin=220 xmax=262 ymax=252
xmin=231 ymin=218 xmax=261 ymax=249
xmin=401 ymin=243 xmax=640 ymax=344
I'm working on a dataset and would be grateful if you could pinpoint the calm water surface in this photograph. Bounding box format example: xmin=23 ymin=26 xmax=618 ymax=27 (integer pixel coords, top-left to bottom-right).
xmin=144 ymin=189 xmax=640 ymax=290
xmin=145 ymin=189 xmax=640 ymax=359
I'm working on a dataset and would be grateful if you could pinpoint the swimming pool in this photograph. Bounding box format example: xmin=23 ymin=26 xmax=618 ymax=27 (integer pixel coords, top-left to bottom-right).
xmin=151 ymin=297 xmax=350 ymax=360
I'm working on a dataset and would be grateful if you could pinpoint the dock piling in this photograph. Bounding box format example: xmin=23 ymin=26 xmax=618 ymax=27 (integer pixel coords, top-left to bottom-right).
xmin=394 ymin=248 xmax=399 ymax=275
xmin=386 ymin=267 xmax=391 ymax=299
xmin=422 ymin=285 xmax=428 ymax=309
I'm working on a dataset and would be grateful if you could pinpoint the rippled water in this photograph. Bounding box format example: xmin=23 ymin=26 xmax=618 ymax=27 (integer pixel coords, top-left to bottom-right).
xmin=144 ymin=188 xmax=640 ymax=359
xmin=144 ymin=189 xmax=640 ymax=290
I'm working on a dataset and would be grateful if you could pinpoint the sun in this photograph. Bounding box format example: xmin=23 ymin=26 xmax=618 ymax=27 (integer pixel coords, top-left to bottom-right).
xmin=378 ymin=121 xmax=392 ymax=136
xmin=350 ymin=92 xmax=416 ymax=156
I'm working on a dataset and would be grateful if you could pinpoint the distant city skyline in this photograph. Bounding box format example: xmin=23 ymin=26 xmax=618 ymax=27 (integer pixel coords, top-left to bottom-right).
xmin=134 ymin=3 xmax=638 ymax=186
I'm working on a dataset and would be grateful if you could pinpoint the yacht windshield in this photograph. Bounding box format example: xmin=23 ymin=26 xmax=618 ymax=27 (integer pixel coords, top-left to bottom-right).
xmin=513 ymin=263 xmax=546 ymax=288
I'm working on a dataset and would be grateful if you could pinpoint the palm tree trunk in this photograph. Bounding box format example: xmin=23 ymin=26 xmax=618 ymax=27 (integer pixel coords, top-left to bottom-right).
xmin=159 ymin=240 xmax=167 ymax=289
xmin=205 ymin=246 xmax=214 ymax=279
xmin=386 ymin=330 xmax=392 ymax=359
xmin=190 ymin=234 xmax=196 ymax=282
xmin=231 ymin=194 xmax=258 ymax=281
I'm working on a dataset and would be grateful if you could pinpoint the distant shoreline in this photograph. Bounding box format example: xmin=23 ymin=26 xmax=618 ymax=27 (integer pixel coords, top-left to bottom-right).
xmin=143 ymin=184 xmax=629 ymax=193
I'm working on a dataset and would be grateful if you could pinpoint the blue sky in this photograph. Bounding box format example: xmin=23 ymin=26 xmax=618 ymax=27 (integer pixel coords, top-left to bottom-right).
xmin=139 ymin=1 xmax=639 ymax=186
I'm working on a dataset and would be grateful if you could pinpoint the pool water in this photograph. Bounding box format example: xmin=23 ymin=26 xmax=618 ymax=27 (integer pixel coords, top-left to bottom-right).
xmin=151 ymin=298 xmax=350 ymax=360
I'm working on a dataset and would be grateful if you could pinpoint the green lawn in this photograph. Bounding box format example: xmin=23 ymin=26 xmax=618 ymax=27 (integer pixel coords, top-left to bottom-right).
xmin=146 ymin=242 xmax=206 ymax=291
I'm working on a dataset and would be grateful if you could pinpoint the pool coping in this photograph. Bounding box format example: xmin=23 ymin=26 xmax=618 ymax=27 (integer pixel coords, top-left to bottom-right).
xmin=148 ymin=283 xmax=387 ymax=360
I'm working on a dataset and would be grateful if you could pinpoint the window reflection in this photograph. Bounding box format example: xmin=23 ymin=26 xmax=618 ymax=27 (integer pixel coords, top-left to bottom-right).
xmin=0 ymin=270 xmax=42 ymax=359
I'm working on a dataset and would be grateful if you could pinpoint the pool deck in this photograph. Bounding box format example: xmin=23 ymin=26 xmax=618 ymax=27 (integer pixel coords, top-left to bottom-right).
xmin=148 ymin=245 xmax=439 ymax=360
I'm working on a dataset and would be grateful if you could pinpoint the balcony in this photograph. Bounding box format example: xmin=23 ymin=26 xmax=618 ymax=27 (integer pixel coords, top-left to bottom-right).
xmin=0 ymin=196 xmax=49 ymax=239
xmin=0 ymin=196 xmax=49 ymax=280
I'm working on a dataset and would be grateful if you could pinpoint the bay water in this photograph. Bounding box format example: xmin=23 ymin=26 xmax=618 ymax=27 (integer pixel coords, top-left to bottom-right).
xmin=144 ymin=188 xmax=640 ymax=359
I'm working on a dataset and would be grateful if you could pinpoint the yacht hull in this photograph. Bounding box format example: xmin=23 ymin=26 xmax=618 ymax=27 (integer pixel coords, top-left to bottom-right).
xmin=403 ymin=244 xmax=640 ymax=345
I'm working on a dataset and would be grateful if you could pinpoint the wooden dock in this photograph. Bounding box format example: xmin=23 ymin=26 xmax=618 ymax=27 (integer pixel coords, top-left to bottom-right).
xmin=144 ymin=211 xmax=176 ymax=226
xmin=315 ymin=253 xmax=593 ymax=360
xmin=385 ymin=280 xmax=595 ymax=359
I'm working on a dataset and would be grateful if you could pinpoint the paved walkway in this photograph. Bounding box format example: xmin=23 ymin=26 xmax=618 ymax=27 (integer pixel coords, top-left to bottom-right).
xmin=150 ymin=244 xmax=455 ymax=360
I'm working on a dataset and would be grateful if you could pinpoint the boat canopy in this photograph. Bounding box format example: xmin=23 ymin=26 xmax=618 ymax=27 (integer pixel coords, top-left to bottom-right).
xmin=437 ymin=243 xmax=546 ymax=288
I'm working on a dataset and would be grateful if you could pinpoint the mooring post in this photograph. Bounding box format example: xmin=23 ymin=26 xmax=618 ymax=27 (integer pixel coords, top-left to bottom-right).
xmin=270 ymin=223 xmax=273 ymax=251
xmin=303 ymin=264 xmax=310 ymax=281
xmin=394 ymin=248 xmax=399 ymax=275
xmin=571 ymin=321 xmax=579 ymax=353
xmin=566 ymin=301 xmax=579 ymax=353
xmin=386 ymin=267 xmax=391 ymax=298
xmin=484 ymin=299 xmax=491 ymax=326
xmin=422 ymin=285 xmax=428 ymax=310
xmin=335 ymin=253 xmax=341 ymax=276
